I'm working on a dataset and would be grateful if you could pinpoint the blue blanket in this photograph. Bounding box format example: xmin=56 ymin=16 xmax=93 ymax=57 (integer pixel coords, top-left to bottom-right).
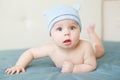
xmin=0 ymin=41 xmax=120 ymax=80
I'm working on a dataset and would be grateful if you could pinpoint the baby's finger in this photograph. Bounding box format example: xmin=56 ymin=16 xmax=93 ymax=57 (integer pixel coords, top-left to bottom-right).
xmin=10 ymin=69 xmax=16 ymax=75
xmin=61 ymin=67 xmax=68 ymax=73
xmin=5 ymin=68 xmax=11 ymax=73
xmin=5 ymin=69 xmax=8 ymax=73
xmin=16 ymin=69 xmax=20 ymax=74
xmin=21 ymin=68 xmax=25 ymax=73
xmin=61 ymin=69 xmax=65 ymax=73
xmin=5 ymin=69 xmax=12 ymax=74
xmin=61 ymin=69 xmax=69 ymax=73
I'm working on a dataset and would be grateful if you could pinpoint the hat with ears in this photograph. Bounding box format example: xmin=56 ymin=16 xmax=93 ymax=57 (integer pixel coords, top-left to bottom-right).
xmin=43 ymin=4 xmax=82 ymax=35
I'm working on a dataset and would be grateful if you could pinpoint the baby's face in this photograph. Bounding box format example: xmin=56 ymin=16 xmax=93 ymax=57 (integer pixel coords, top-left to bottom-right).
xmin=51 ymin=19 xmax=80 ymax=49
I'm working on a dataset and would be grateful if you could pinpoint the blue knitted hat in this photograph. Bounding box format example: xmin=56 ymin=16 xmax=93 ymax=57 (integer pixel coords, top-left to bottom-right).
xmin=43 ymin=4 xmax=81 ymax=35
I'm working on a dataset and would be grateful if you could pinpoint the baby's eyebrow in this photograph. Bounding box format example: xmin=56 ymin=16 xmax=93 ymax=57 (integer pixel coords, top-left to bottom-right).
xmin=54 ymin=23 xmax=62 ymax=27
xmin=54 ymin=25 xmax=62 ymax=29
xmin=70 ymin=23 xmax=77 ymax=26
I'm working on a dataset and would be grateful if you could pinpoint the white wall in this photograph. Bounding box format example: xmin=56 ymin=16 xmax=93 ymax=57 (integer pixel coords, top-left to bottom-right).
xmin=0 ymin=0 xmax=102 ymax=50
xmin=103 ymin=0 xmax=120 ymax=41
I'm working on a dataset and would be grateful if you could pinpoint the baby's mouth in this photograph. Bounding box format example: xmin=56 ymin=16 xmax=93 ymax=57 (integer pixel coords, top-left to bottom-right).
xmin=63 ymin=39 xmax=71 ymax=46
xmin=63 ymin=39 xmax=71 ymax=43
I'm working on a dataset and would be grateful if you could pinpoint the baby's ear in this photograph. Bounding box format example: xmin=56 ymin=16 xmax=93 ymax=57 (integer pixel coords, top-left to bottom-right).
xmin=73 ymin=4 xmax=80 ymax=11
xmin=50 ymin=36 xmax=53 ymax=41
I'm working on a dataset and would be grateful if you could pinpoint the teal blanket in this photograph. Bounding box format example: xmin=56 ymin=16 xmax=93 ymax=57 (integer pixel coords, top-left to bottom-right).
xmin=0 ymin=41 xmax=120 ymax=80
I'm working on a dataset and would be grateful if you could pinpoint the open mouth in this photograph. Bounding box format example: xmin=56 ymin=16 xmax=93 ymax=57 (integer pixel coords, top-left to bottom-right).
xmin=63 ymin=39 xmax=71 ymax=43
xmin=63 ymin=39 xmax=71 ymax=46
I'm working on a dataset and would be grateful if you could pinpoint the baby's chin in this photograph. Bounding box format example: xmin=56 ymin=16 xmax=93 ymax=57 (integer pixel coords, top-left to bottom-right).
xmin=61 ymin=44 xmax=77 ymax=49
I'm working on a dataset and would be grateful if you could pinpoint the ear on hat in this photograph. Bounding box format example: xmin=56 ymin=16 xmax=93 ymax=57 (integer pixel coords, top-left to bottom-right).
xmin=73 ymin=4 xmax=80 ymax=11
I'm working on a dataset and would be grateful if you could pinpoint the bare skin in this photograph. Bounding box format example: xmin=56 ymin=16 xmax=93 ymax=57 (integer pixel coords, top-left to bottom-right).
xmin=87 ymin=24 xmax=105 ymax=58
xmin=5 ymin=20 xmax=104 ymax=75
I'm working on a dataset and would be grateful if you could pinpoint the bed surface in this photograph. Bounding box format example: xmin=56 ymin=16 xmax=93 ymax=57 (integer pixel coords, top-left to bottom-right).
xmin=0 ymin=41 xmax=120 ymax=80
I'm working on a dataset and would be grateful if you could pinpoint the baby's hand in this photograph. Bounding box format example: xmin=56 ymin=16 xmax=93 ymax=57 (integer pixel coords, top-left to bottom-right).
xmin=5 ymin=66 xmax=25 ymax=75
xmin=61 ymin=61 xmax=74 ymax=73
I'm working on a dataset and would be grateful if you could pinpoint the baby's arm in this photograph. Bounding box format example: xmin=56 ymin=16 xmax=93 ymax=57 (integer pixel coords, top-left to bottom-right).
xmin=73 ymin=43 xmax=97 ymax=73
xmin=5 ymin=50 xmax=33 ymax=75
xmin=5 ymin=45 xmax=52 ymax=75
xmin=61 ymin=61 xmax=74 ymax=73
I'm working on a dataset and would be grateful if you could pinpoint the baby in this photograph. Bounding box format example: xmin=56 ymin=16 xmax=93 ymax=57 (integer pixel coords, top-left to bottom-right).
xmin=5 ymin=4 xmax=104 ymax=75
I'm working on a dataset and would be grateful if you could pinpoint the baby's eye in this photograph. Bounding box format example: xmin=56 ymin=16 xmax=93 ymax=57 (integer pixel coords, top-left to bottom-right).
xmin=56 ymin=27 xmax=62 ymax=31
xmin=70 ymin=26 xmax=76 ymax=30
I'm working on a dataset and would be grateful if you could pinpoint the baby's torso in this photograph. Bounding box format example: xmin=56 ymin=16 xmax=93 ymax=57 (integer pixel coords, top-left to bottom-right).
xmin=50 ymin=52 xmax=84 ymax=68
xmin=49 ymin=41 xmax=87 ymax=68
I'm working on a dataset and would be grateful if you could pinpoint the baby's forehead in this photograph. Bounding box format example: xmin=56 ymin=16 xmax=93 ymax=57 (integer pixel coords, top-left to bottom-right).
xmin=54 ymin=19 xmax=78 ymax=26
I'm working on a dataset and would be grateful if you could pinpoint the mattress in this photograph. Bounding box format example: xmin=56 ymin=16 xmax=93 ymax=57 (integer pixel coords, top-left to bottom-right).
xmin=0 ymin=41 xmax=120 ymax=80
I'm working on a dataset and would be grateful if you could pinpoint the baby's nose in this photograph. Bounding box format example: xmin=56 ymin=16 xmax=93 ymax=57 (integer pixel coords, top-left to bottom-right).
xmin=64 ymin=29 xmax=70 ymax=36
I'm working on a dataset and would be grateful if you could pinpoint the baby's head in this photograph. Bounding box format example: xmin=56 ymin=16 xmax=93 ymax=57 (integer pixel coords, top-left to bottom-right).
xmin=43 ymin=4 xmax=82 ymax=35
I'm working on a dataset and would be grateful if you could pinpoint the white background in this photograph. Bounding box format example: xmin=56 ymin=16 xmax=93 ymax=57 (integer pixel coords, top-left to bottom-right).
xmin=0 ymin=0 xmax=102 ymax=50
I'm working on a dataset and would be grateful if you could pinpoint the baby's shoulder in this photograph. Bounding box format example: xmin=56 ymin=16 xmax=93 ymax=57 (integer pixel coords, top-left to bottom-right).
xmin=79 ymin=40 xmax=94 ymax=54
xmin=78 ymin=40 xmax=93 ymax=50
xmin=79 ymin=40 xmax=91 ymax=46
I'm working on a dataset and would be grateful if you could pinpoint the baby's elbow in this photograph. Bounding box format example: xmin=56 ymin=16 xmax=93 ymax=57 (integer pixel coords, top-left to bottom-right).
xmin=86 ymin=65 xmax=97 ymax=73
xmin=91 ymin=63 xmax=97 ymax=72
xmin=92 ymin=65 xmax=97 ymax=71
xmin=26 ymin=49 xmax=36 ymax=59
